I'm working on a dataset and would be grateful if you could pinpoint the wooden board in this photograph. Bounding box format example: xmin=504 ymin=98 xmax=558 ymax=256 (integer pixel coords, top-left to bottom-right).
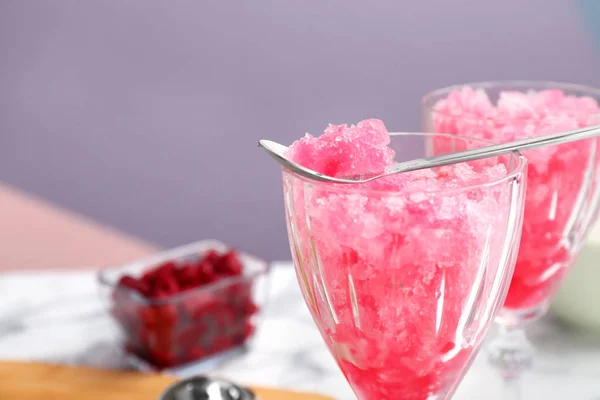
xmin=0 ymin=362 xmax=334 ymax=400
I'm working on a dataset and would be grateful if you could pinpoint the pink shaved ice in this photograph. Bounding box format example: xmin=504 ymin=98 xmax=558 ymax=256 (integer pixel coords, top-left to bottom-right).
xmin=286 ymin=119 xmax=395 ymax=178
xmin=284 ymin=119 xmax=517 ymax=399
xmin=431 ymin=87 xmax=600 ymax=310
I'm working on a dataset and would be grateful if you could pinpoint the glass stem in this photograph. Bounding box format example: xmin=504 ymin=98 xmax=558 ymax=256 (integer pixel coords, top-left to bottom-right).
xmin=488 ymin=324 xmax=534 ymax=400
xmin=502 ymin=377 xmax=522 ymax=400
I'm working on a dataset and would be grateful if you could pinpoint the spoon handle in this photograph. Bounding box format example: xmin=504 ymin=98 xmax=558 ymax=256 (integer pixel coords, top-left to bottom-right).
xmin=386 ymin=125 xmax=600 ymax=175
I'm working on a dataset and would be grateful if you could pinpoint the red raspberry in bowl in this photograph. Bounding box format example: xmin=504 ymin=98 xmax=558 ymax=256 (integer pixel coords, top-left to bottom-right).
xmin=197 ymin=260 xmax=217 ymax=284
xmin=216 ymin=251 xmax=244 ymax=276
xmin=182 ymin=291 xmax=221 ymax=319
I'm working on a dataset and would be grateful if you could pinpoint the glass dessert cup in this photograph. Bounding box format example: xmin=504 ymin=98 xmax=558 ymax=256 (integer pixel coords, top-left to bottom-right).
xmin=281 ymin=132 xmax=527 ymax=400
xmin=422 ymin=81 xmax=600 ymax=399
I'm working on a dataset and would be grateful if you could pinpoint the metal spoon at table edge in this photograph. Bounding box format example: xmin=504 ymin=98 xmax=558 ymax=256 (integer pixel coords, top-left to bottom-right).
xmin=158 ymin=375 xmax=257 ymax=400
xmin=258 ymin=125 xmax=600 ymax=184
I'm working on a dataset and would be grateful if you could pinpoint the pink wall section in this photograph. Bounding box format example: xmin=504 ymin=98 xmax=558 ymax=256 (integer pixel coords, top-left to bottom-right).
xmin=0 ymin=183 xmax=156 ymax=271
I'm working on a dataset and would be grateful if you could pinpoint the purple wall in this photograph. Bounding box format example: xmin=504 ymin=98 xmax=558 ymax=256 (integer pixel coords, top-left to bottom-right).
xmin=1 ymin=1 xmax=599 ymax=260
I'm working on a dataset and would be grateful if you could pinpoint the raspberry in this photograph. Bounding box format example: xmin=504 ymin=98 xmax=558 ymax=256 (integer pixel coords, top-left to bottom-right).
xmin=153 ymin=275 xmax=179 ymax=298
xmin=155 ymin=261 xmax=178 ymax=278
xmin=154 ymin=304 xmax=179 ymax=327
xmin=197 ymin=260 xmax=217 ymax=284
xmin=138 ymin=306 xmax=159 ymax=328
xmin=239 ymin=301 xmax=259 ymax=318
xmin=182 ymin=292 xmax=220 ymax=319
xmin=118 ymin=275 xmax=138 ymax=290
xmin=187 ymin=345 xmax=207 ymax=361
xmin=216 ymin=309 xmax=236 ymax=334
xmin=149 ymin=349 xmax=177 ymax=368
xmin=241 ymin=321 xmax=255 ymax=340
xmin=177 ymin=325 xmax=204 ymax=347
xmin=176 ymin=263 xmax=201 ymax=289
xmin=226 ymin=282 xmax=248 ymax=303
xmin=212 ymin=337 xmax=233 ymax=353
xmin=216 ymin=251 xmax=243 ymax=276
xmin=202 ymin=249 xmax=221 ymax=266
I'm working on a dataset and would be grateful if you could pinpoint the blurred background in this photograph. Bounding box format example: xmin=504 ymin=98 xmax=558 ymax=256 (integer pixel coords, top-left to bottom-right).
xmin=1 ymin=0 xmax=599 ymax=261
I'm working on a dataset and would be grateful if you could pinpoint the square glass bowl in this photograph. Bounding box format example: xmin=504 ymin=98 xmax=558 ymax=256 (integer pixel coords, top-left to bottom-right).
xmin=97 ymin=240 xmax=271 ymax=372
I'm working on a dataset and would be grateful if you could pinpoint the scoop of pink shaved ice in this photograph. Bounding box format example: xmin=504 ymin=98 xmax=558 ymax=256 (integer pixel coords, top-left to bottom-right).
xmin=286 ymin=119 xmax=396 ymax=178
xmin=283 ymin=119 xmax=517 ymax=399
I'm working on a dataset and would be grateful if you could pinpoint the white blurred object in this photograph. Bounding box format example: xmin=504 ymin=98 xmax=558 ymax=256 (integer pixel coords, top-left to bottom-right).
xmin=551 ymin=218 xmax=600 ymax=332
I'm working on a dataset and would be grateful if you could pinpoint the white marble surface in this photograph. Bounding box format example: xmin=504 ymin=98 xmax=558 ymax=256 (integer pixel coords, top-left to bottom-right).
xmin=1 ymin=262 xmax=600 ymax=399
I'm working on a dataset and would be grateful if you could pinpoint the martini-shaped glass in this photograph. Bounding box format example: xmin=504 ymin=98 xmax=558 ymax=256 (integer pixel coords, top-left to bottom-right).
xmin=279 ymin=132 xmax=527 ymax=399
xmin=422 ymin=81 xmax=600 ymax=398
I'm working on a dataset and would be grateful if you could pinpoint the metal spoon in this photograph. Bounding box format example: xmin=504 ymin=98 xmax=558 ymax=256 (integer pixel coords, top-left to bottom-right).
xmin=258 ymin=124 xmax=600 ymax=184
xmin=159 ymin=376 xmax=257 ymax=400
